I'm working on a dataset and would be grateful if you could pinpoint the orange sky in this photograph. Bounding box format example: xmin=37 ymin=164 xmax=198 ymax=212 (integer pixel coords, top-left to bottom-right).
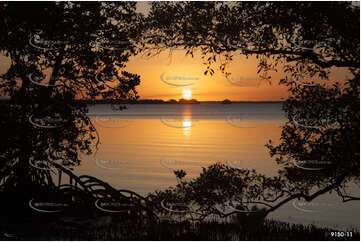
xmin=127 ymin=2 xmax=352 ymax=101
xmin=125 ymin=50 xmax=351 ymax=101
xmin=0 ymin=2 xmax=354 ymax=102
xmin=125 ymin=51 xmax=289 ymax=101
xmin=0 ymin=48 xmax=352 ymax=102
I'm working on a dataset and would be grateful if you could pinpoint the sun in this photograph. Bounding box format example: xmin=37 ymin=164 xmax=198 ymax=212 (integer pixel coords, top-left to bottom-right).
xmin=182 ymin=89 xmax=192 ymax=99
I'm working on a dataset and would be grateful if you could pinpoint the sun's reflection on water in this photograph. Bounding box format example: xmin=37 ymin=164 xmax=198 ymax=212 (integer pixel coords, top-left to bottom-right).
xmin=182 ymin=119 xmax=192 ymax=136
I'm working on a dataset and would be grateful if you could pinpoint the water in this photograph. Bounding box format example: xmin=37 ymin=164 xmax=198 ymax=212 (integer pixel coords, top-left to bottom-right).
xmin=73 ymin=103 xmax=359 ymax=230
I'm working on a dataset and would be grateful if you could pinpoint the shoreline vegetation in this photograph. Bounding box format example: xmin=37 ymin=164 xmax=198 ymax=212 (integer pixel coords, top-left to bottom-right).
xmin=2 ymin=217 xmax=358 ymax=240
xmin=0 ymin=163 xmax=358 ymax=240
xmin=1 ymin=162 xmax=357 ymax=240
xmin=0 ymin=1 xmax=358 ymax=241
xmin=0 ymin=98 xmax=283 ymax=105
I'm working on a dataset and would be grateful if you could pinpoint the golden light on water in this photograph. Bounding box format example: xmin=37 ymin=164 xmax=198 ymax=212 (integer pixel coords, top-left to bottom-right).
xmin=182 ymin=119 xmax=192 ymax=136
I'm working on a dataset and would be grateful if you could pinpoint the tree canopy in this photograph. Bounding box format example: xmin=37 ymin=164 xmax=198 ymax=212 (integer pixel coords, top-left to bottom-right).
xmin=0 ymin=1 xmax=359 ymax=221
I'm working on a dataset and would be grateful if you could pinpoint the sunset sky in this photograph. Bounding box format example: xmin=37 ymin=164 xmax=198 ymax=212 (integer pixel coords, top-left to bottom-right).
xmin=0 ymin=50 xmax=352 ymax=102
xmin=124 ymin=50 xmax=351 ymax=101
xmin=125 ymin=51 xmax=285 ymax=101
xmin=0 ymin=1 xmax=353 ymax=102
xmin=127 ymin=2 xmax=352 ymax=101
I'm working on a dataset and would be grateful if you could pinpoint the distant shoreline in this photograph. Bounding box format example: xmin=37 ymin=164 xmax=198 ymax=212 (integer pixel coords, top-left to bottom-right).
xmin=0 ymin=98 xmax=284 ymax=104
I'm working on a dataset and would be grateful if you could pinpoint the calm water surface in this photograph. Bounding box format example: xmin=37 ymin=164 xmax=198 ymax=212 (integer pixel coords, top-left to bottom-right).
xmin=73 ymin=103 xmax=359 ymax=230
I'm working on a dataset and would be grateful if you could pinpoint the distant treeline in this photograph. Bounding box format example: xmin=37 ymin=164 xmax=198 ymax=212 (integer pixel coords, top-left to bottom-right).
xmin=81 ymin=98 xmax=201 ymax=104
xmin=80 ymin=99 xmax=283 ymax=104
xmin=0 ymin=98 xmax=283 ymax=105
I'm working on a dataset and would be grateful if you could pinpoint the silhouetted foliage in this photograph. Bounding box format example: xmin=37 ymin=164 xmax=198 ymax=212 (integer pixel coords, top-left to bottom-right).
xmin=0 ymin=1 xmax=359 ymax=240
xmin=0 ymin=1 xmax=142 ymax=108
xmin=146 ymin=0 xmax=359 ymax=222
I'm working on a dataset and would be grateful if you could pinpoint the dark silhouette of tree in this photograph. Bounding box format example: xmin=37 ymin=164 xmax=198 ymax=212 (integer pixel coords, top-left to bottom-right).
xmin=0 ymin=1 xmax=145 ymax=188
xmin=0 ymin=1 xmax=359 ymax=236
xmin=0 ymin=100 xmax=93 ymax=191
xmin=0 ymin=1 xmax=142 ymax=109
xmin=145 ymin=1 xmax=359 ymax=222
xmin=143 ymin=2 xmax=359 ymax=77
xmin=0 ymin=103 xmax=158 ymax=238
xmin=0 ymin=2 xmax=150 ymax=222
